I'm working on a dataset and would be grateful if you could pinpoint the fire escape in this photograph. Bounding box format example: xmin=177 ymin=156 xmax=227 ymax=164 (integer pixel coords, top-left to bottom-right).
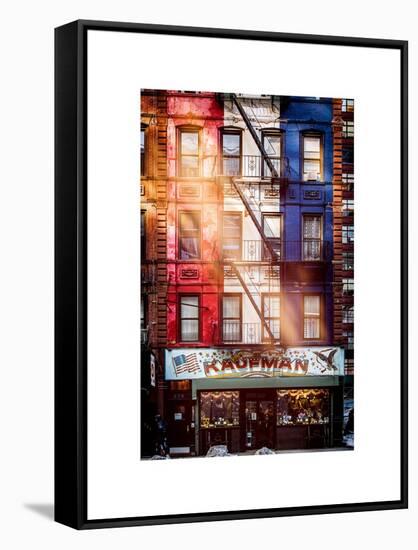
xmin=221 ymin=94 xmax=285 ymax=345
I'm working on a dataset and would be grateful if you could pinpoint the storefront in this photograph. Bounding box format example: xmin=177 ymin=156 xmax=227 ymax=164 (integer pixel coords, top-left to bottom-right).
xmin=165 ymin=347 xmax=344 ymax=456
xmin=198 ymin=387 xmax=331 ymax=454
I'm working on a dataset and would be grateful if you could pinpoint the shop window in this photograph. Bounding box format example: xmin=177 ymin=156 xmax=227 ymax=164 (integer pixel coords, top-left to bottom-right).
xmin=343 ymin=251 xmax=354 ymax=271
xmin=343 ymin=278 xmax=354 ymax=295
xmin=304 ymin=295 xmax=321 ymax=339
xmin=343 ymin=305 xmax=354 ymax=323
xmin=342 ymin=225 xmax=354 ymax=244
xmin=277 ymin=389 xmax=329 ymax=425
xmin=179 ymin=129 xmax=200 ymax=176
xmin=200 ymin=391 xmax=240 ymax=428
xmin=222 ymin=213 xmax=242 ymax=260
xmin=303 ymin=215 xmax=322 ymax=260
xmin=262 ymin=131 xmax=281 ymax=177
xmin=262 ymin=294 xmax=280 ymax=341
xmin=302 ymin=134 xmax=322 ymax=181
xmin=222 ymin=130 xmax=241 ymax=176
xmin=180 ymin=296 xmax=200 ymax=342
xmin=179 ymin=211 xmax=201 ymax=259
xmin=343 ymin=120 xmax=354 ymax=138
xmin=222 ymin=294 xmax=242 ymax=342
xmin=342 ymin=98 xmax=354 ymax=112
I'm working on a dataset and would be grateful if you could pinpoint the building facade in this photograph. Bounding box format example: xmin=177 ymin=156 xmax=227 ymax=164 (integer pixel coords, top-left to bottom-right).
xmin=140 ymin=91 xmax=352 ymax=458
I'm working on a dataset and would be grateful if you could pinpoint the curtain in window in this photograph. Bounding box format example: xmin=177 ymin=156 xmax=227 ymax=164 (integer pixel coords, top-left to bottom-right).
xmin=304 ymin=296 xmax=320 ymax=338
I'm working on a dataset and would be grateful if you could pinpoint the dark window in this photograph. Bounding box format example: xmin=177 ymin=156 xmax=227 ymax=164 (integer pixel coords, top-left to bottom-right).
xmin=179 ymin=130 xmax=200 ymax=176
xmin=343 ymin=147 xmax=354 ymax=164
xmin=180 ymin=296 xmax=200 ymax=342
xmin=222 ymin=131 xmax=241 ymax=176
xmin=262 ymin=294 xmax=280 ymax=341
xmin=222 ymin=294 xmax=242 ymax=342
xmin=304 ymin=295 xmax=320 ymax=339
xmin=179 ymin=211 xmax=201 ymax=259
xmin=303 ymin=215 xmax=322 ymax=260
xmin=222 ymin=213 xmax=242 ymax=260
xmin=343 ymin=330 xmax=354 ymax=350
xmin=343 ymin=305 xmax=354 ymax=323
xmin=140 ymin=210 xmax=146 ymax=259
xmin=262 ymin=131 xmax=281 ymax=177
xmin=302 ymin=134 xmax=322 ymax=181
xmin=342 ymin=172 xmax=354 ymax=191
xmin=140 ymin=128 xmax=146 ymax=176
xmin=343 ymin=252 xmax=354 ymax=271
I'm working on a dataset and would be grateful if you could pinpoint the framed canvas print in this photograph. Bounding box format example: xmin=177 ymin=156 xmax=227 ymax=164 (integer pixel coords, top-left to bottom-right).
xmin=55 ymin=20 xmax=408 ymax=529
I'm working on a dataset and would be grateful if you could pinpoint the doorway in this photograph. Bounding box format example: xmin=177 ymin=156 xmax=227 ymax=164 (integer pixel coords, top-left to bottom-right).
xmin=242 ymin=390 xmax=275 ymax=451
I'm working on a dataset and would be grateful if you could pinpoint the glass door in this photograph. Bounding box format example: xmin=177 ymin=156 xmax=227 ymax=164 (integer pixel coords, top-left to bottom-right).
xmin=244 ymin=397 xmax=275 ymax=450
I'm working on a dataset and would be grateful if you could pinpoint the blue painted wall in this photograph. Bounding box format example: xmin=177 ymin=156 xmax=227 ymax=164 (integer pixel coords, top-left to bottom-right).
xmin=279 ymin=97 xmax=334 ymax=346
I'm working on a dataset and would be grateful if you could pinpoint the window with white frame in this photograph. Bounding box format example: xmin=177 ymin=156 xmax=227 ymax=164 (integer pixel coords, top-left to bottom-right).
xmin=180 ymin=296 xmax=200 ymax=341
xmin=303 ymin=295 xmax=321 ymax=339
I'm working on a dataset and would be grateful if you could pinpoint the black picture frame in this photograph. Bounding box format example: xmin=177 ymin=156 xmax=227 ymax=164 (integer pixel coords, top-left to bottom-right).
xmin=55 ymin=19 xmax=408 ymax=530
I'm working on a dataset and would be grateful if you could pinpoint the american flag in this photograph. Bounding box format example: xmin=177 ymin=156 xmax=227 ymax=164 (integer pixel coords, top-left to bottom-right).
xmin=172 ymin=353 xmax=200 ymax=376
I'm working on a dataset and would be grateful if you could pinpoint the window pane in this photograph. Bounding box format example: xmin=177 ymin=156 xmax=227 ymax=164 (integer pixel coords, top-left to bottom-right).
xmin=303 ymin=160 xmax=321 ymax=180
xmin=264 ymin=296 xmax=280 ymax=317
xmin=304 ymin=318 xmax=320 ymax=338
xmin=263 ymin=134 xmax=281 ymax=156
xmin=181 ymin=319 xmax=199 ymax=341
xmin=180 ymin=212 xmax=200 ymax=231
xmin=303 ymin=216 xmax=321 ymax=238
xmin=223 ymin=133 xmax=240 ymax=156
xmin=223 ymin=296 xmax=240 ymax=318
xmin=304 ymin=295 xmax=320 ymax=315
xmin=264 ymin=216 xmax=281 ymax=238
xmin=223 ymin=215 xmax=241 ymax=237
xmin=180 ymin=237 xmax=199 ymax=259
xmin=181 ymin=132 xmax=198 ymax=154
xmin=304 ymin=137 xmax=320 ymax=154
xmin=181 ymin=296 xmax=199 ymax=318
xmin=181 ymin=156 xmax=199 ymax=176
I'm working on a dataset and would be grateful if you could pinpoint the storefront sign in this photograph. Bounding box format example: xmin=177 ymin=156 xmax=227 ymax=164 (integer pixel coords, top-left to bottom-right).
xmin=165 ymin=347 xmax=344 ymax=380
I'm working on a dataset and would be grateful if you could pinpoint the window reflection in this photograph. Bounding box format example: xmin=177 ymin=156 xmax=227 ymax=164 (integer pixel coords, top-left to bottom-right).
xmin=277 ymin=389 xmax=329 ymax=425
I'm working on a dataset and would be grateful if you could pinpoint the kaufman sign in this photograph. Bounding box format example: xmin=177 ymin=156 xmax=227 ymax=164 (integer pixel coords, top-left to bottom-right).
xmin=165 ymin=347 xmax=344 ymax=380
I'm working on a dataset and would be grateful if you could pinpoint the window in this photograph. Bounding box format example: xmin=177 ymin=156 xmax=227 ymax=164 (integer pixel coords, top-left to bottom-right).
xmin=141 ymin=295 xmax=147 ymax=343
xmin=343 ymin=331 xmax=354 ymax=350
xmin=140 ymin=210 xmax=146 ymax=259
xmin=222 ymin=213 xmax=242 ymax=260
xmin=343 ymin=120 xmax=354 ymax=138
xmin=343 ymin=305 xmax=354 ymax=323
xmin=343 ymin=278 xmax=354 ymax=295
xmin=222 ymin=131 xmax=241 ymax=176
xmin=303 ymin=215 xmax=322 ymax=260
xmin=302 ymin=134 xmax=322 ymax=181
xmin=179 ymin=129 xmax=200 ymax=176
xmin=342 ymin=225 xmax=354 ymax=244
xmin=200 ymin=391 xmax=240 ymax=428
xmin=222 ymin=294 xmax=242 ymax=342
xmin=180 ymin=296 xmax=200 ymax=341
xmin=263 ymin=214 xmax=281 ymax=259
xmin=342 ymin=199 xmax=354 ymax=217
xmin=262 ymin=294 xmax=280 ymax=341
xmin=342 ymin=98 xmax=354 ymax=112
xmin=179 ymin=211 xmax=201 ymax=259
xmin=140 ymin=128 xmax=146 ymax=176
xmin=304 ymin=295 xmax=321 ymax=339
xmin=343 ymin=251 xmax=354 ymax=271
xmin=262 ymin=131 xmax=281 ymax=177
xmin=344 ymin=358 xmax=354 ymax=375
xmin=343 ymin=147 xmax=353 ymax=164
xmin=342 ymin=172 xmax=354 ymax=191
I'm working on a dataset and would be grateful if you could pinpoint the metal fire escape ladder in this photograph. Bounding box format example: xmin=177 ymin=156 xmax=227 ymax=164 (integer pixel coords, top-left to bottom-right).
xmin=231 ymin=94 xmax=279 ymax=179
xmin=224 ymin=261 xmax=276 ymax=341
